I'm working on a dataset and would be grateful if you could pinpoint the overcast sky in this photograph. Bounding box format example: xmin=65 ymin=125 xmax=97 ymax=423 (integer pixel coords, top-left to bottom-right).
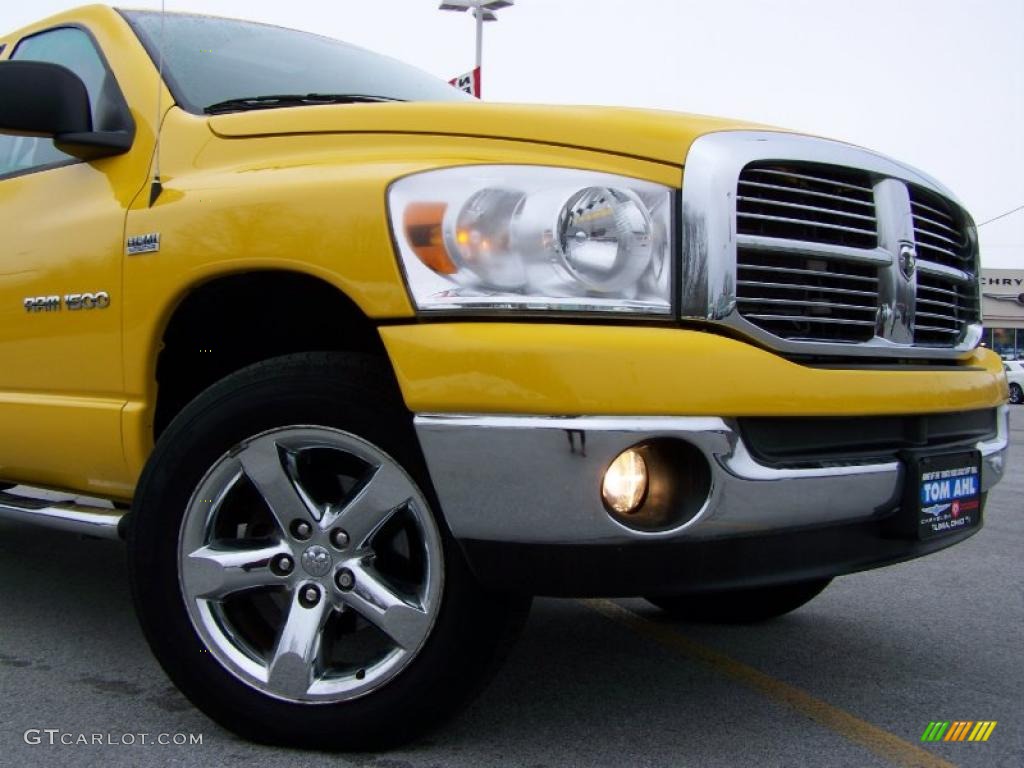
xmin=4 ymin=1 xmax=1022 ymax=268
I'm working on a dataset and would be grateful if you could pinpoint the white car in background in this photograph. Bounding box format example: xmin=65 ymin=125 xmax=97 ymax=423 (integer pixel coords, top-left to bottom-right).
xmin=1005 ymin=361 xmax=1024 ymax=404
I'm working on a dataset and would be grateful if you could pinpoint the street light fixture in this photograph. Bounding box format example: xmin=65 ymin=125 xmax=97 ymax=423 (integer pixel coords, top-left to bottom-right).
xmin=439 ymin=0 xmax=514 ymax=82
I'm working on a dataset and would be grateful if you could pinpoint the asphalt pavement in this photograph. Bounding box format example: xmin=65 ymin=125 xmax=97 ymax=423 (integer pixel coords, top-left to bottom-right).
xmin=0 ymin=409 xmax=1021 ymax=768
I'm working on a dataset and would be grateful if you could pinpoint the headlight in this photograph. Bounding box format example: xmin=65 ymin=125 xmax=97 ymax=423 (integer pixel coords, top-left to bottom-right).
xmin=389 ymin=166 xmax=674 ymax=314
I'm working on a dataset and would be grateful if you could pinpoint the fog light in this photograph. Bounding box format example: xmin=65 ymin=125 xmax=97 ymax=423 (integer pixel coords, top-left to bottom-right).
xmin=601 ymin=439 xmax=713 ymax=532
xmin=602 ymin=448 xmax=649 ymax=515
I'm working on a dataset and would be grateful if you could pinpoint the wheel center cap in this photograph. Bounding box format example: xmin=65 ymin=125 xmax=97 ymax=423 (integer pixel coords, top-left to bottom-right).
xmin=300 ymin=545 xmax=332 ymax=577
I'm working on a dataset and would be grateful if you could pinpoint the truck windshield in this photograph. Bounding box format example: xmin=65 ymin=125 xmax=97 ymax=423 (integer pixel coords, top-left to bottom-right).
xmin=120 ymin=10 xmax=472 ymax=115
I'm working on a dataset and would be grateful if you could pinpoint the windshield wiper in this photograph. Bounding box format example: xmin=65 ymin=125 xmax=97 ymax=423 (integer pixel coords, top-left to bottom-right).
xmin=203 ymin=93 xmax=405 ymax=115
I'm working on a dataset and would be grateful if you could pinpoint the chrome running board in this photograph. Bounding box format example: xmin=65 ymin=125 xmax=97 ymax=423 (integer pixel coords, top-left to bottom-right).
xmin=0 ymin=488 xmax=124 ymax=540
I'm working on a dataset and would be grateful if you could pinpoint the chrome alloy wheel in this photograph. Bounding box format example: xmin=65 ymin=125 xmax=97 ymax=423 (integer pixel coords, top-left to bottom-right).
xmin=178 ymin=425 xmax=444 ymax=703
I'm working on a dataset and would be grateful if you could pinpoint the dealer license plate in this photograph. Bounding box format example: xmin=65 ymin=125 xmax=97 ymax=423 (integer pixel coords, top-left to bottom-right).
xmin=914 ymin=450 xmax=982 ymax=540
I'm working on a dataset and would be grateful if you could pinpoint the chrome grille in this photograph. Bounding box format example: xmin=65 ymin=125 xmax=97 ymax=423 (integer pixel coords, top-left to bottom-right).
xmin=735 ymin=161 xmax=882 ymax=344
xmin=736 ymin=249 xmax=878 ymax=343
xmin=914 ymin=272 xmax=979 ymax=347
xmin=908 ymin=184 xmax=979 ymax=347
xmin=681 ymin=131 xmax=983 ymax=359
xmin=737 ymin=163 xmax=877 ymax=249
xmin=909 ymin=184 xmax=972 ymax=270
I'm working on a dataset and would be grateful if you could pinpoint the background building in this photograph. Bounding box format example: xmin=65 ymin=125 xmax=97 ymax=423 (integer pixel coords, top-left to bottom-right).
xmin=980 ymin=268 xmax=1024 ymax=358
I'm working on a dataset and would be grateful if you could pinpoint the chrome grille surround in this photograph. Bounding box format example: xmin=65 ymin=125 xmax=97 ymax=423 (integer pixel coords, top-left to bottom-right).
xmin=680 ymin=131 xmax=982 ymax=359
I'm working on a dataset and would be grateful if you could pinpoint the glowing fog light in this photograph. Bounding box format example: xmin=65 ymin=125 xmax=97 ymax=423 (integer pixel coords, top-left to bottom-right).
xmin=602 ymin=448 xmax=649 ymax=515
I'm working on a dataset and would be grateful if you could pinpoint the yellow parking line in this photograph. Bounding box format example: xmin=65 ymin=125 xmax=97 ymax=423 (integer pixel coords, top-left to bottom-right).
xmin=582 ymin=599 xmax=958 ymax=768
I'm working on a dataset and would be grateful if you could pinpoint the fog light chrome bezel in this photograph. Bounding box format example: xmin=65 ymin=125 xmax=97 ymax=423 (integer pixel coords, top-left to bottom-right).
xmin=601 ymin=440 xmax=713 ymax=533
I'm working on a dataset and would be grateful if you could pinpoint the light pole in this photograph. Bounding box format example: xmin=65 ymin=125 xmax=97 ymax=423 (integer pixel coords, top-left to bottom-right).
xmin=439 ymin=1 xmax=514 ymax=95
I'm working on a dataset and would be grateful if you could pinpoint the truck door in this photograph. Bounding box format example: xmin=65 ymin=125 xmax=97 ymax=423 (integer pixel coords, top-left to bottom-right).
xmin=0 ymin=25 xmax=147 ymax=497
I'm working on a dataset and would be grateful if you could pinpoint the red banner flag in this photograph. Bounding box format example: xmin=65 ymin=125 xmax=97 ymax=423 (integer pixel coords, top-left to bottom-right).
xmin=448 ymin=67 xmax=481 ymax=98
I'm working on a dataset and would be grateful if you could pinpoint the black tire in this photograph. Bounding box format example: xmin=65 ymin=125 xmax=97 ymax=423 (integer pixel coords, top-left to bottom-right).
xmin=1010 ymin=383 xmax=1023 ymax=405
xmin=128 ymin=352 xmax=530 ymax=750
xmin=646 ymin=578 xmax=831 ymax=624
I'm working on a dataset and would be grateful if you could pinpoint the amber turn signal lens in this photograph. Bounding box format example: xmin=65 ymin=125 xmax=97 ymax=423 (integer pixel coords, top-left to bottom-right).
xmin=403 ymin=202 xmax=456 ymax=275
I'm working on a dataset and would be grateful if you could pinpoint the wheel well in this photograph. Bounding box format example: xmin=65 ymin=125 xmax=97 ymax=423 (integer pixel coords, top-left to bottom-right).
xmin=154 ymin=271 xmax=392 ymax=439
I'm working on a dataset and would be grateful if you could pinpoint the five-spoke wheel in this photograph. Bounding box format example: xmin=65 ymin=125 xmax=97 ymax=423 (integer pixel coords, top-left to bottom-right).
xmin=179 ymin=426 xmax=443 ymax=702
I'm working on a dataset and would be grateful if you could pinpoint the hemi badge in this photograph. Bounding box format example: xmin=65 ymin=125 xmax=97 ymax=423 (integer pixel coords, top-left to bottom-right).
xmin=127 ymin=233 xmax=160 ymax=255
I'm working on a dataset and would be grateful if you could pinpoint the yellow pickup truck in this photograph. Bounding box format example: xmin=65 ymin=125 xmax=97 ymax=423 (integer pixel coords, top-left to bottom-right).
xmin=0 ymin=4 xmax=1009 ymax=750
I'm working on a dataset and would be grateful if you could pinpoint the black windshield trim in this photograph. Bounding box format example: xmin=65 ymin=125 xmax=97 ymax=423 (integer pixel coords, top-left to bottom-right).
xmin=203 ymin=93 xmax=406 ymax=115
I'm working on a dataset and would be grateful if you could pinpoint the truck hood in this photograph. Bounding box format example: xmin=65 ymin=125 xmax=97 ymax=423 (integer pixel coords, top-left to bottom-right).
xmin=207 ymin=102 xmax=771 ymax=166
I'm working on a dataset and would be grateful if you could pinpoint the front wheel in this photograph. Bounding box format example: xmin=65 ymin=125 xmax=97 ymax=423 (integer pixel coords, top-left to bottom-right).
xmin=646 ymin=579 xmax=831 ymax=624
xmin=1010 ymin=383 xmax=1023 ymax=405
xmin=129 ymin=353 xmax=529 ymax=749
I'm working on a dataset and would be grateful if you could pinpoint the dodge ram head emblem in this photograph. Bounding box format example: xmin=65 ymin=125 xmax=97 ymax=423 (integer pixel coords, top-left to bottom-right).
xmin=300 ymin=546 xmax=332 ymax=577
xmin=898 ymin=243 xmax=917 ymax=280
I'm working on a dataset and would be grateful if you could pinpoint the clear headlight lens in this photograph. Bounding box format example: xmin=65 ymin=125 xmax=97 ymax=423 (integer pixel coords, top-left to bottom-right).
xmin=389 ymin=166 xmax=674 ymax=314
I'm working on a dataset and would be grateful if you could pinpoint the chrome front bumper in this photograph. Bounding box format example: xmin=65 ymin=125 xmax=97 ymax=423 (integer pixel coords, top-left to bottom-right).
xmin=415 ymin=406 xmax=1009 ymax=546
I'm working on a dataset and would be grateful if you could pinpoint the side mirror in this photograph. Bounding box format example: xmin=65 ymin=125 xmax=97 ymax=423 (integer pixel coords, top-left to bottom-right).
xmin=0 ymin=60 xmax=132 ymax=159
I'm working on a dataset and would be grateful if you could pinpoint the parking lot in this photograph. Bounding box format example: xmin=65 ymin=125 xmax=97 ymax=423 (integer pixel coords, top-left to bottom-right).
xmin=0 ymin=408 xmax=1020 ymax=768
